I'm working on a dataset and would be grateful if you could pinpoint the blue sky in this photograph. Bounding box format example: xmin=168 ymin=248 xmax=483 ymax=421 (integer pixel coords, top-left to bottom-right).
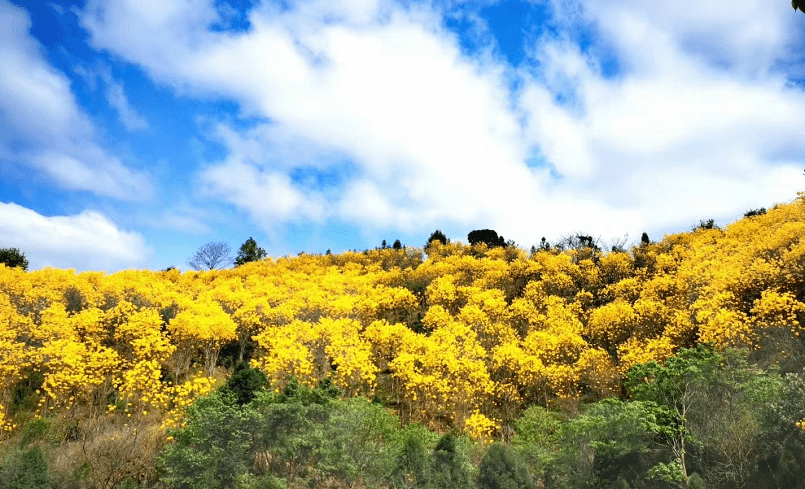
xmin=2 ymin=0 xmax=805 ymax=271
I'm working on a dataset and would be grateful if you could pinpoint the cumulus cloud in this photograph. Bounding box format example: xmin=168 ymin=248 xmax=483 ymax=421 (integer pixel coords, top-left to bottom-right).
xmin=520 ymin=0 xmax=805 ymax=234
xmin=79 ymin=0 xmax=805 ymax=246
xmin=0 ymin=0 xmax=151 ymax=200
xmin=0 ymin=202 xmax=148 ymax=271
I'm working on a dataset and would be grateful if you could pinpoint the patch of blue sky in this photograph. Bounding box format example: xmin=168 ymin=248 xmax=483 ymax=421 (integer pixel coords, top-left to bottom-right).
xmin=480 ymin=0 xmax=553 ymax=67
xmin=442 ymin=0 xmax=554 ymax=67
xmin=289 ymin=161 xmax=357 ymax=196
xmin=211 ymin=0 xmax=257 ymax=33
xmin=25 ymin=0 xmax=85 ymax=48
xmin=524 ymin=147 xmax=562 ymax=180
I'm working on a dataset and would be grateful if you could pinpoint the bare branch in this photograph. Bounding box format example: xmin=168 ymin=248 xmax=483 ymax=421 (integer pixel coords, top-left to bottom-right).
xmin=187 ymin=242 xmax=233 ymax=271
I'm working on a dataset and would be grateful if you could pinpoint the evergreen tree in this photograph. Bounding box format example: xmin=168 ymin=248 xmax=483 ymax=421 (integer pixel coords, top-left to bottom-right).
xmin=468 ymin=229 xmax=506 ymax=248
xmin=477 ymin=443 xmax=533 ymax=489
xmin=6 ymin=446 xmax=52 ymax=489
xmin=431 ymin=434 xmax=471 ymax=489
xmin=234 ymin=237 xmax=267 ymax=267
xmin=221 ymin=362 xmax=267 ymax=406
xmin=426 ymin=230 xmax=447 ymax=247
xmin=0 ymin=247 xmax=28 ymax=271
xmin=391 ymin=436 xmax=431 ymax=489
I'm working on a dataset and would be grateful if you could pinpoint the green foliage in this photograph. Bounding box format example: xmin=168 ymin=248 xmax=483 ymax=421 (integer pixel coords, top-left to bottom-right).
xmin=0 ymin=247 xmax=28 ymax=271
xmin=431 ymin=433 xmax=472 ymax=489
xmin=686 ymin=472 xmax=707 ymax=489
xmin=552 ymin=399 xmax=669 ymax=488
xmin=692 ymin=219 xmax=718 ymax=231
xmin=1 ymin=446 xmax=52 ymax=489
xmin=743 ymin=208 xmax=767 ymax=218
xmin=477 ymin=443 xmax=533 ymax=489
xmin=159 ymin=392 xmax=259 ymax=489
xmin=468 ymin=230 xmax=506 ymax=249
xmin=19 ymin=417 xmax=54 ymax=448
xmin=626 ymin=346 xmax=798 ymax=487
xmin=626 ymin=344 xmax=722 ymax=409
xmin=426 ymin=230 xmax=447 ymax=247
xmin=160 ymin=380 xmax=402 ymax=489
xmin=510 ymin=406 xmax=563 ymax=475
xmin=647 ymin=460 xmax=686 ymax=485
xmin=391 ymin=432 xmax=431 ymax=489
xmin=234 ymin=237 xmax=267 ymax=267
xmin=221 ymin=362 xmax=267 ymax=406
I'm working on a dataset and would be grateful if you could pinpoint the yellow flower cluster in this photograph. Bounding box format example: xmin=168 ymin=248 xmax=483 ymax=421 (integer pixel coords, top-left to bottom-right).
xmin=465 ymin=410 xmax=500 ymax=443
xmin=2 ymin=195 xmax=805 ymax=434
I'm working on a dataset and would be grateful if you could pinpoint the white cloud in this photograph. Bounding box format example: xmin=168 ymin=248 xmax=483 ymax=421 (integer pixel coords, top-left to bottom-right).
xmin=518 ymin=0 xmax=805 ymax=237
xmin=79 ymin=0 xmax=805 ymax=246
xmin=200 ymin=159 xmax=327 ymax=226
xmin=102 ymin=73 xmax=149 ymax=131
xmin=0 ymin=202 xmax=148 ymax=272
xmin=0 ymin=0 xmax=151 ymax=200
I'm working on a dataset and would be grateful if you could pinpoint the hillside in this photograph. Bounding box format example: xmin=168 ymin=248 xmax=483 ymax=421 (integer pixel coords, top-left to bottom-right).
xmin=2 ymin=194 xmax=805 ymax=488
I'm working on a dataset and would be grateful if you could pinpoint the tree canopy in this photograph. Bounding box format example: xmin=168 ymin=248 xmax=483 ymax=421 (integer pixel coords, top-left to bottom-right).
xmin=468 ymin=229 xmax=506 ymax=248
xmin=187 ymin=242 xmax=233 ymax=271
xmin=234 ymin=237 xmax=267 ymax=267
xmin=426 ymin=230 xmax=448 ymax=247
xmin=0 ymin=247 xmax=29 ymax=271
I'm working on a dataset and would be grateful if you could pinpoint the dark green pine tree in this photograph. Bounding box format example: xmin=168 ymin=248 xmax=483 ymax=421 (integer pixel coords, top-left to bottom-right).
xmin=0 ymin=247 xmax=29 ymax=271
xmin=234 ymin=237 xmax=267 ymax=267
xmin=6 ymin=446 xmax=52 ymax=489
xmin=426 ymin=230 xmax=447 ymax=248
xmin=430 ymin=434 xmax=471 ymax=489
xmin=221 ymin=362 xmax=267 ymax=406
xmin=477 ymin=443 xmax=533 ymax=489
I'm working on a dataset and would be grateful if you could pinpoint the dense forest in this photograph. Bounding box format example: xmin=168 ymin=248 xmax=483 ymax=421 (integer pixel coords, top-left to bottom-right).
xmin=2 ymin=195 xmax=805 ymax=488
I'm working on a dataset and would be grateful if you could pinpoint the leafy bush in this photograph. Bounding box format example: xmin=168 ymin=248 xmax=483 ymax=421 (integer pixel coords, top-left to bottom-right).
xmin=431 ymin=433 xmax=472 ymax=489
xmin=477 ymin=443 xmax=533 ymax=489
xmin=159 ymin=381 xmax=402 ymax=488
xmin=1 ymin=446 xmax=52 ymax=489
xmin=221 ymin=362 xmax=267 ymax=406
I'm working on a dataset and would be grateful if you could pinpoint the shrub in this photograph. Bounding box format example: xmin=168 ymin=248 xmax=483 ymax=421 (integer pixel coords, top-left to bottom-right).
xmin=3 ymin=446 xmax=52 ymax=489
xmin=477 ymin=443 xmax=533 ymax=489
xmin=431 ymin=433 xmax=472 ymax=489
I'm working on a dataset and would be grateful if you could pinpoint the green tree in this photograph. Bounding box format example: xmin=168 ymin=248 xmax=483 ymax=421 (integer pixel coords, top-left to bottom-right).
xmin=221 ymin=362 xmax=267 ymax=406
xmin=426 ymin=230 xmax=447 ymax=247
xmin=159 ymin=393 xmax=259 ymax=489
xmin=0 ymin=247 xmax=28 ymax=271
xmin=626 ymin=346 xmax=790 ymax=487
xmin=391 ymin=433 xmax=431 ymax=489
xmin=4 ymin=446 xmax=53 ymax=489
xmin=431 ymin=433 xmax=471 ymax=489
xmin=468 ymin=229 xmax=506 ymax=248
xmin=795 ymin=0 xmax=804 ymax=13
xmin=234 ymin=237 xmax=267 ymax=267
xmin=554 ymin=399 xmax=669 ymax=488
xmin=626 ymin=346 xmax=720 ymax=484
xmin=477 ymin=443 xmax=533 ymax=489
xmin=511 ymin=406 xmax=563 ymax=480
